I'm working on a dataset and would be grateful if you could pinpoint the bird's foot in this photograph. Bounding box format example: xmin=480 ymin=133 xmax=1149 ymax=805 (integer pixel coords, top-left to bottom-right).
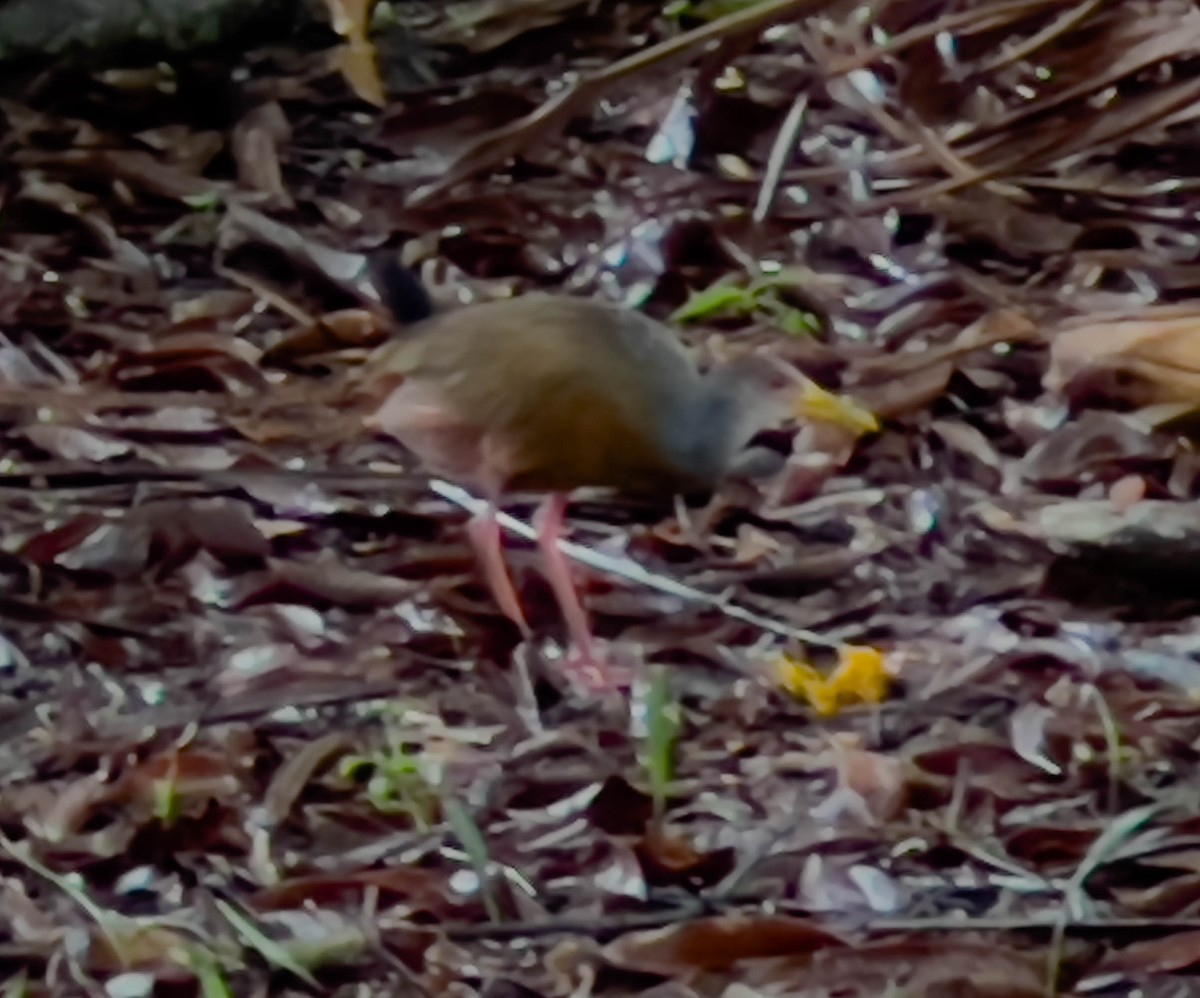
xmin=560 ymin=638 xmax=636 ymax=694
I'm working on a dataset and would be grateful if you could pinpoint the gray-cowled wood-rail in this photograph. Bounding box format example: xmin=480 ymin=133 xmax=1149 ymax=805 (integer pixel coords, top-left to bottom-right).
xmin=359 ymin=263 xmax=877 ymax=688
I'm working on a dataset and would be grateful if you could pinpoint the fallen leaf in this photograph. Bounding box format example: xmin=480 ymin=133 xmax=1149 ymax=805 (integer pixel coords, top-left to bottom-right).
xmin=602 ymin=914 xmax=847 ymax=976
xmin=778 ymin=645 xmax=892 ymax=716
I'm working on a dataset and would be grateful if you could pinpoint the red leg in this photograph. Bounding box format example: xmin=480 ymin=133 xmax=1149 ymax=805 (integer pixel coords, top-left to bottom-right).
xmin=533 ymin=495 xmax=595 ymax=656
xmin=466 ymin=504 xmax=531 ymax=638
xmin=534 ymin=494 xmax=624 ymax=690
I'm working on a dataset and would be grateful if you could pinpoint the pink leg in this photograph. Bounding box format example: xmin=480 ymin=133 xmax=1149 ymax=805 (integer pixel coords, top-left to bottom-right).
xmin=533 ymin=494 xmax=615 ymax=687
xmin=466 ymin=505 xmax=531 ymax=638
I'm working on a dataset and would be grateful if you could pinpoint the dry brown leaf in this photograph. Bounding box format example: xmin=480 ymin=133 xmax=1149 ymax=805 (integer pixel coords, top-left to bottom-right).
xmin=1099 ymin=928 xmax=1200 ymax=975
xmin=810 ymin=733 xmax=907 ymax=825
xmin=231 ymin=102 xmax=294 ymax=206
xmin=1047 ymin=310 xmax=1200 ymax=409
xmin=602 ymin=914 xmax=847 ymax=976
xmin=262 ymin=308 xmax=387 ymax=364
xmin=263 ymin=733 xmax=353 ymax=826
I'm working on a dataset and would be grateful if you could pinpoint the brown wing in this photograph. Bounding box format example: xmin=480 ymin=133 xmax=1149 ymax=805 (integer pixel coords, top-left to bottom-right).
xmin=367 ymin=296 xmax=709 ymax=495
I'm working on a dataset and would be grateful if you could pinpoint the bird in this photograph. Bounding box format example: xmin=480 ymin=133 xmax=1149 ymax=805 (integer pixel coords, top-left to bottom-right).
xmin=358 ymin=260 xmax=877 ymax=689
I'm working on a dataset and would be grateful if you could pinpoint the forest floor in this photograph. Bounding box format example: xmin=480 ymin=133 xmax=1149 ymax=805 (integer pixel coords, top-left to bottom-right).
xmin=2 ymin=1 xmax=1200 ymax=995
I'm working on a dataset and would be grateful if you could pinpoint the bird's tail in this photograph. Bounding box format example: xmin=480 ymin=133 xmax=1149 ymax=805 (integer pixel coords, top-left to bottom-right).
xmin=364 ymin=251 xmax=436 ymax=326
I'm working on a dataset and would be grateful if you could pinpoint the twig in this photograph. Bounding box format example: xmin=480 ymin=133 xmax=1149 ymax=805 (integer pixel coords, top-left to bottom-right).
xmin=974 ymin=0 xmax=1106 ymax=75
xmin=438 ymin=900 xmax=709 ymax=941
xmin=0 ymin=462 xmax=850 ymax=649
xmin=860 ymin=75 xmax=1200 ymax=214
xmin=1047 ymin=803 xmax=1162 ymax=994
xmin=95 ymin=680 xmax=408 ymax=739
xmin=414 ymin=907 xmax=1200 ymax=944
xmin=214 ymin=263 xmax=314 ymax=326
xmin=826 ymin=0 xmax=1074 ymax=76
xmin=409 ymin=0 xmax=837 ymax=204
xmin=753 ymin=93 xmax=809 ymax=223
xmin=797 ymin=24 xmax=988 ymax=198
xmin=866 ymin=914 xmax=1200 ymax=934
xmin=427 ymin=478 xmax=846 ymax=649
xmin=1083 ymin=683 xmax=1122 ymax=816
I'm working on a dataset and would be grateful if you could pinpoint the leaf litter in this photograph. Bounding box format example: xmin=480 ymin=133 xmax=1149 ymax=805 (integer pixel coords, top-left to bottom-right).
xmin=3 ymin=0 xmax=1200 ymax=994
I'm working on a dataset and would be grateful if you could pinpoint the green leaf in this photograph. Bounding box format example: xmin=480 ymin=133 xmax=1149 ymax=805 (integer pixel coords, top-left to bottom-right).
xmin=670 ymin=283 xmax=755 ymax=323
xmin=282 ymin=922 xmax=368 ymax=970
xmin=1064 ymin=803 xmax=1161 ymax=919
xmin=215 ymin=900 xmax=319 ymax=987
xmin=444 ymin=799 xmax=502 ymax=922
xmin=3 ymin=970 xmax=28 ymax=998
xmin=187 ymin=946 xmax=235 ymax=998
xmin=642 ymin=666 xmax=681 ymax=818
xmin=0 ymin=835 xmax=133 ymax=963
xmin=778 ymin=307 xmax=820 ymax=337
xmin=153 ymin=777 xmax=180 ymax=826
xmin=747 ymin=267 xmax=814 ymax=294
xmin=338 ymin=755 xmax=374 ymax=781
xmin=182 ymin=191 xmax=222 ymax=212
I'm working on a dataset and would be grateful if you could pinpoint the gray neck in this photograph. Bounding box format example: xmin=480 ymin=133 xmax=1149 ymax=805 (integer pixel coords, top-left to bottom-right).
xmin=654 ymin=367 xmax=771 ymax=487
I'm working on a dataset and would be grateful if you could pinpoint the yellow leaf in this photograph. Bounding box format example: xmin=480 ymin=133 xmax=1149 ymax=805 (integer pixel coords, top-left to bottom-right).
xmin=337 ymin=40 xmax=385 ymax=108
xmin=777 ymin=645 xmax=890 ymax=716
xmin=325 ymin=0 xmax=374 ymax=37
xmin=777 ymin=658 xmax=839 ymax=716
xmin=325 ymin=0 xmax=385 ymax=107
xmin=832 ymin=645 xmax=890 ymax=704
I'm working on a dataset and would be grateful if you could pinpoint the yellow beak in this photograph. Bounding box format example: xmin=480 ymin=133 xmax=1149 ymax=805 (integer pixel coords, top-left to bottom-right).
xmin=795 ymin=379 xmax=880 ymax=436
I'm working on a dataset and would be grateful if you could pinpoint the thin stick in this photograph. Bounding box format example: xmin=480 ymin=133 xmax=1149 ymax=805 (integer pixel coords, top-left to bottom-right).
xmin=427 ymin=478 xmax=846 ymax=649
xmin=0 ymin=461 xmax=850 ymax=650
xmin=754 ymin=93 xmax=809 ymax=223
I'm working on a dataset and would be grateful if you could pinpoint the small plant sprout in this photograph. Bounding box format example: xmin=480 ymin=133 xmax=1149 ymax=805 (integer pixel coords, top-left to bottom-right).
xmin=215 ymin=900 xmax=320 ymax=987
xmin=670 ymin=269 xmax=820 ymax=337
xmin=338 ymin=703 xmax=439 ymax=827
xmin=636 ymin=665 xmax=682 ymax=822
xmin=152 ymin=759 xmax=182 ymax=827
xmin=2 ymin=970 xmax=28 ymax=998
xmin=444 ymin=798 xmax=504 ymax=923
xmin=186 ymin=945 xmax=235 ymax=998
xmin=0 ymin=835 xmax=215 ymax=980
